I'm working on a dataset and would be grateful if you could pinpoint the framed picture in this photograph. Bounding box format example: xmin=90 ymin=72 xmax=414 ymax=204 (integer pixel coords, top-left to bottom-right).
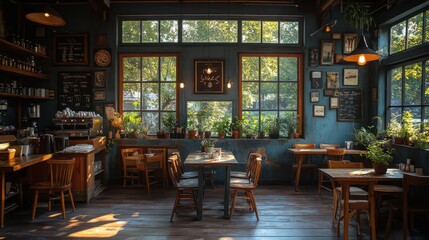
xmin=310 ymin=91 xmax=320 ymax=103
xmin=310 ymin=71 xmax=322 ymax=89
xmin=330 ymin=97 xmax=339 ymax=109
xmin=320 ymin=40 xmax=334 ymax=65
xmin=94 ymin=90 xmax=106 ymax=101
xmin=53 ymin=33 xmax=89 ymax=65
xmin=332 ymin=33 xmax=342 ymax=40
xmin=343 ymin=68 xmax=359 ymax=86
xmin=326 ymin=71 xmax=339 ymax=89
xmin=343 ymin=33 xmax=359 ymax=54
xmin=104 ymin=103 xmax=116 ymax=120
xmin=313 ymin=105 xmax=325 ymax=117
xmin=324 ymin=88 xmax=336 ymax=96
xmin=93 ymin=70 xmax=106 ymax=88
xmin=194 ymin=60 xmax=224 ymax=94
xmin=309 ymin=48 xmax=319 ymax=67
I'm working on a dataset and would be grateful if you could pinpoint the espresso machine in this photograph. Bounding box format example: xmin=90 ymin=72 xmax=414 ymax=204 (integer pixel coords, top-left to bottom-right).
xmin=28 ymin=103 xmax=40 ymax=135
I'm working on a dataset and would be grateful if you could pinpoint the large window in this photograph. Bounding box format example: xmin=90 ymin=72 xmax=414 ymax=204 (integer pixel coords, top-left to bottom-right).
xmin=187 ymin=101 xmax=233 ymax=135
xmin=389 ymin=9 xmax=428 ymax=54
xmin=387 ymin=59 xmax=429 ymax=124
xmin=239 ymin=54 xmax=303 ymax=137
xmin=119 ymin=54 xmax=178 ymax=135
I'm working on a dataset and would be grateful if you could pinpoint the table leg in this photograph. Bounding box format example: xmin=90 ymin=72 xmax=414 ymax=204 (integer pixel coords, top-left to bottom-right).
xmin=342 ymin=182 xmax=350 ymax=240
xmin=1 ymin=172 xmax=5 ymax=228
xmin=197 ymin=166 xmax=204 ymax=220
xmin=295 ymin=155 xmax=304 ymax=192
xmin=224 ymin=166 xmax=231 ymax=218
xmin=368 ymin=183 xmax=376 ymax=240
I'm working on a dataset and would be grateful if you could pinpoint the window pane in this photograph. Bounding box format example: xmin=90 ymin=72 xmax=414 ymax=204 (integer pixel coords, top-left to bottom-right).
xmin=262 ymin=21 xmax=278 ymax=43
xmin=187 ymin=101 xmax=232 ymax=132
xmin=242 ymin=111 xmax=260 ymax=134
xmin=390 ymin=21 xmax=406 ymax=54
xmin=260 ymin=111 xmax=277 ymax=134
xmin=390 ymin=67 xmax=402 ymax=106
xmin=161 ymin=112 xmax=176 ymax=131
xmin=242 ymin=82 xmax=259 ymax=110
xmin=142 ymin=83 xmax=159 ymax=110
xmin=242 ymin=21 xmax=261 ymax=43
xmin=261 ymin=57 xmax=278 ymax=81
xmin=425 ymin=60 xmax=429 ymax=104
xmin=123 ymin=57 xmax=141 ymax=82
xmin=122 ymin=21 xmax=140 ymax=43
xmin=387 ymin=107 xmax=402 ymax=123
xmin=123 ymin=83 xmax=141 ymax=110
xmin=182 ymin=20 xmax=208 ymax=42
xmin=242 ymin=57 xmax=259 ymax=81
xmin=142 ymin=20 xmax=159 ymax=43
xmin=142 ymin=57 xmax=159 ymax=81
xmin=160 ymin=83 xmax=176 ymax=110
xmin=160 ymin=20 xmax=178 ymax=43
xmin=279 ymin=57 xmax=297 ymax=81
xmin=161 ymin=57 xmax=176 ymax=82
xmin=261 ymin=82 xmax=278 ymax=110
xmin=280 ymin=21 xmax=299 ymax=44
xmin=404 ymin=63 xmax=422 ymax=105
xmin=142 ymin=112 xmax=159 ymax=135
xmin=279 ymin=82 xmax=297 ymax=110
xmin=407 ymin=13 xmax=423 ymax=49
xmin=404 ymin=107 xmax=421 ymax=124
xmin=209 ymin=20 xmax=237 ymax=42
xmin=424 ymin=107 xmax=429 ymax=123
xmin=279 ymin=111 xmax=296 ymax=136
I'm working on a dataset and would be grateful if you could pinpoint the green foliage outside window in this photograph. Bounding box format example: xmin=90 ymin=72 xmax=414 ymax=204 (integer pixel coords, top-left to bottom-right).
xmin=390 ymin=10 xmax=428 ymax=54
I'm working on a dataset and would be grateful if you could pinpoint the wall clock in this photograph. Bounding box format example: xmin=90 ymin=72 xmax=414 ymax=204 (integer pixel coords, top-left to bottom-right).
xmin=94 ymin=49 xmax=111 ymax=67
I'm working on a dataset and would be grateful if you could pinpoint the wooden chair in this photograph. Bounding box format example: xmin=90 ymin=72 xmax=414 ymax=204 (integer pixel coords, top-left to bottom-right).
xmin=31 ymin=158 xmax=76 ymax=220
xmin=170 ymin=151 xmax=198 ymax=179
xmin=327 ymin=160 xmax=369 ymax=237
xmin=320 ymin=143 xmax=340 ymax=149
xmin=167 ymin=158 xmax=198 ymax=222
xmin=292 ymin=143 xmax=318 ymax=185
xmin=229 ymin=156 xmax=262 ymax=221
xmin=385 ymin=173 xmax=429 ymax=240
xmin=318 ymin=148 xmax=346 ymax=193
xmin=138 ymin=153 xmax=162 ymax=195
xmin=147 ymin=148 xmax=168 ymax=188
xmin=120 ymin=148 xmax=143 ymax=187
xmin=231 ymin=152 xmax=262 ymax=181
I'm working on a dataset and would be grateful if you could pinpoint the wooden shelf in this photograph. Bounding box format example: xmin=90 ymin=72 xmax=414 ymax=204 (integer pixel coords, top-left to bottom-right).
xmin=0 ymin=39 xmax=49 ymax=59
xmin=0 ymin=92 xmax=53 ymax=100
xmin=0 ymin=65 xmax=49 ymax=79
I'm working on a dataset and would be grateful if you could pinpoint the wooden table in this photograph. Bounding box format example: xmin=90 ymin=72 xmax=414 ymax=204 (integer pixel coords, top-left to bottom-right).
xmin=319 ymin=168 xmax=403 ymax=240
xmin=124 ymin=153 xmax=166 ymax=187
xmin=288 ymin=148 xmax=365 ymax=191
xmin=184 ymin=151 xmax=238 ymax=220
xmin=0 ymin=154 xmax=53 ymax=228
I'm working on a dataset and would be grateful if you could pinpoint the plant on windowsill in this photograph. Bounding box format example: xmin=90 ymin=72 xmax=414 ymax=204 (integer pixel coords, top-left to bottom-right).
xmin=162 ymin=112 xmax=176 ymax=137
xmin=187 ymin=119 xmax=197 ymax=139
xmin=242 ymin=114 xmax=258 ymax=139
xmin=401 ymin=111 xmax=418 ymax=145
xmin=213 ymin=118 xmax=231 ymax=139
xmin=353 ymin=126 xmax=377 ymax=150
xmin=363 ymin=140 xmax=393 ymax=174
xmin=386 ymin=114 xmax=405 ymax=144
xmin=123 ymin=113 xmax=144 ymax=138
xmin=230 ymin=116 xmax=243 ymax=139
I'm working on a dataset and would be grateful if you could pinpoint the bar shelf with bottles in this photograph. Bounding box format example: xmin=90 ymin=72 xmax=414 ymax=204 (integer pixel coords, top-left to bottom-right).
xmin=0 ymin=81 xmax=54 ymax=100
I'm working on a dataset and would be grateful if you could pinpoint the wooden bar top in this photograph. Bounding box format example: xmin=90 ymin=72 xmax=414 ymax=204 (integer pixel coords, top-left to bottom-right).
xmin=0 ymin=154 xmax=53 ymax=172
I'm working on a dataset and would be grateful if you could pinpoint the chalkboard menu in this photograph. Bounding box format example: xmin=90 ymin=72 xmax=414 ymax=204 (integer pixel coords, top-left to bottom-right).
xmin=336 ymin=88 xmax=363 ymax=122
xmin=58 ymin=72 xmax=92 ymax=110
xmin=194 ymin=60 xmax=224 ymax=93
xmin=53 ymin=33 xmax=88 ymax=65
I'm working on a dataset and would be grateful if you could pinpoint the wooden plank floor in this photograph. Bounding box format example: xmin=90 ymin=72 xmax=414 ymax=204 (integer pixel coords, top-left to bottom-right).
xmin=1 ymin=184 xmax=428 ymax=239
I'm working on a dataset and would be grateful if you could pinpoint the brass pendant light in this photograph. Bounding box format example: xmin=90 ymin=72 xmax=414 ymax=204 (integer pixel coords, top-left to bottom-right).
xmin=25 ymin=4 xmax=66 ymax=27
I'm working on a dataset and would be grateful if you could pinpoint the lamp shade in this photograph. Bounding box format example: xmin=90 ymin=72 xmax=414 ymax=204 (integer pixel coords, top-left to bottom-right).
xmin=343 ymin=35 xmax=380 ymax=65
xmin=25 ymin=5 xmax=66 ymax=27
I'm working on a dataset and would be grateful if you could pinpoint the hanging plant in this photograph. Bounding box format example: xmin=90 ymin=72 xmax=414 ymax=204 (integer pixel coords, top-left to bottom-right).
xmin=343 ymin=3 xmax=375 ymax=31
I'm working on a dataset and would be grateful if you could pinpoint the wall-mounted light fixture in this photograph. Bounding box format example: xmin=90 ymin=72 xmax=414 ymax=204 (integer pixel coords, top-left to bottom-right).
xmin=227 ymin=79 xmax=233 ymax=89
xmin=180 ymin=82 xmax=185 ymax=89
xmin=25 ymin=4 xmax=66 ymax=27
xmin=310 ymin=19 xmax=337 ymax=37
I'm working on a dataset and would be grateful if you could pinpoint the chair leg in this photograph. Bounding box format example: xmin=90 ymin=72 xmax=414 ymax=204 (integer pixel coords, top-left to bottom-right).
xmin=145 ymin=171 xmax=150 ymax=195
xmin=69 ymin=189 xmax=75 ymax=212
xmin=229 ymin=190 xmax=238 ymax=220
xmin=32 ymin=191 xmax=39 ymax=220
xmin=248 ymin=190 xmax=259 ymax=221
xmin=60 ymin=191 xmax=66 ymax=219
xmin=48 ymin=190 xmax=52 ymax=212
xmin=333 ymin=190 xmax=339 ymax=224
xmin=385 ymin=207 xmax=394 ymax=240
xmin=170 ymin=192 xmax=180 ymax=222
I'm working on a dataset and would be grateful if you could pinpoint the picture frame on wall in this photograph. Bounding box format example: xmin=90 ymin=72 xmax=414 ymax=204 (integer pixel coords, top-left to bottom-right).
xmin=343 ymin=68 xmax=359 ymax=86
xmin=309 ymin=48 xmax=319 ymax=67
xmin=320 ymin=40 xmax=334 ymax=65
xmin=194 ymin=60 xmax=224 ymax=94
xmin=310 ymin=71 xmax=322 ymax=89
xmin=93 ymin=70 xmax=106 ymax=88
xmin=332 ymin=33 xmax=342 ymax=40
xmin=324 ymin=89 xmax=336 ymax=96
xmin=310 ymin=91 xmax=320 ymax=103
xmin=326 ymin=71 xmax=339 ymax=89
xmin=53 ymin=33 xmax=89 ymax=65
xmin=330 ymin=97 xmax=339 ymax=109
xmin=94 ymin=90 xmax=106 ymax=101
xmin=343 ymin=33 xmax=359 ymax=54
xmin=313 ymin=105 xmax=325 ymax=117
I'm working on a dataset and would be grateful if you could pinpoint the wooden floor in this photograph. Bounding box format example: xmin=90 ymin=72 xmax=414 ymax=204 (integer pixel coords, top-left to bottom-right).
xmin=1 ymin=184 xmax=428 ymax=239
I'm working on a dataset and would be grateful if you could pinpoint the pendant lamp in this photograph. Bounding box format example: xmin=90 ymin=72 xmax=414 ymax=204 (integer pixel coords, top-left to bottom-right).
xmin=25 ymin=4 xmax=66 ymax=27
xmin=343 ymin=34 xmax=380 ymax=65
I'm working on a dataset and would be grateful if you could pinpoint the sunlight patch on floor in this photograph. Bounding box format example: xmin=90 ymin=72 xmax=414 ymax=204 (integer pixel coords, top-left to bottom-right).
xmin=68 ymin=221 xmax=127 ymax=238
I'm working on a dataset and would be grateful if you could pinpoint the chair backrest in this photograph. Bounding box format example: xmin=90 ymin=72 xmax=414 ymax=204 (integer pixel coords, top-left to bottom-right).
xmin=246 ymin=153 xmax=262 ymax=179
xmin=47 ymin=158 xmax=75 ymax=188
xmin=320 ymin=143 xmax=340 ymax=149
xmin=167 ymin=159 xmax=180 ymax=189
xmin=168 ymin=154 xmax=182 ymax=180
xmin=293 ymin=143 xmax=316 ymax=149
xmin=140 ymin=153 xmax=163 ymax=170
xmin=249 ymin=147 xmax=269 ymax=162
xmin=249 ymin=157 xmax=262 ymax=187
xmin=328 ymin=160 xmax=363 ymax=169
xmin=326 ymin=148 xmax=346 ymax=161
xmin=171 ymin=152 xmax=184 ymax=173
xmin=148 ymin=148 xmax=166 ymax=168
xmin=121 ymin=148 xmax=140 ymax=167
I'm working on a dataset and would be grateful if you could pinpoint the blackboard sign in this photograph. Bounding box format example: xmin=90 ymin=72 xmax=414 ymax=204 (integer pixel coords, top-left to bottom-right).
xmin=336 ymin=88 xmax=363 ymax=122
xmin=194 ymin=60 xmax=224 ymax=93
xmin=58 ymin=72 xmax=92 ymax=110
xmin=53 ymin=33 xmax=88 ymax=65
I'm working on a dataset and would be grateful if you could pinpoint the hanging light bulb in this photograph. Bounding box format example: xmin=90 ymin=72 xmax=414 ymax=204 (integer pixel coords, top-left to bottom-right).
xmin=227 ymin=80 xmax=233 ymax=89
xmin=357 ymin=55 xmax=367 ymax=65
xmin=25 ymin=4 xmax=66 ymax=27
xmin=180 ymin=82 xmax=185 ymax=88
xmin=206 ymin=67 xmax=212 ymax=74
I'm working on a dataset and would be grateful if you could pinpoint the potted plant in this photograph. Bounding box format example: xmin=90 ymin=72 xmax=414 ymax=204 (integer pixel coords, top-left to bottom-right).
xmin=267 ymin=117 xmax=280 ymax=139
xmin=386 ymin=115 xmax=404 ymax=144
xmin=285 ymin=114 xmax=299 ymax=138
xmin=162 ymin=112 xmax=176 ymax=138
xmin=363 ymin=141 xmax=393 ymax=174
xmin=242 ymin=115 xmax=258 ymax=139
xmin=410 ymin=122 xmax=429 ymax=149
xmin=123 ymin=113 xmax=143 ymax=138
xmin=187 ymin=119 xmax=197 ymax=139
xmin=213 ymin=118 xmax=231 ymax=139
xmin=230 ymin=116 xmax=243 ymax=139
xmin=343 ymin=3 xmax=375 ymax=31
xmin=401 ymin=111 xmax=417 ymax=145
xmin=353 ymin=126 xmax=377 ymax=149
xmin=201 ymin=139 xmax=217 ymax=153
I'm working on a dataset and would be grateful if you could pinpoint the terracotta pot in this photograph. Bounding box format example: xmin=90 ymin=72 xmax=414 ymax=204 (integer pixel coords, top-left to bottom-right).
xmin=218 ymin=132 xmax=225 ymax=139
xmin=373 ymin=163 xmax=388 ymax=174
xmin=258 ymin=131 xmax=265 ymax=139
xmin=204 ymin=131 xmax=211 ymax=139
xmin=393 ymin=137 xmax=404 ymax=145
xmin=188 ymin=130 xmax=197 ymax=139
xmin=232 ymin=130 xmax=239 ymax=139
